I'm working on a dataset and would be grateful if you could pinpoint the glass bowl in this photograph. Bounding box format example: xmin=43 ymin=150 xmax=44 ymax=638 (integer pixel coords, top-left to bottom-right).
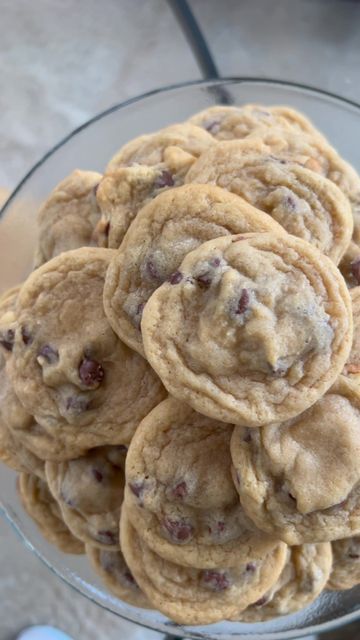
xmin=1 ymin=78 xmax=360 ymax=639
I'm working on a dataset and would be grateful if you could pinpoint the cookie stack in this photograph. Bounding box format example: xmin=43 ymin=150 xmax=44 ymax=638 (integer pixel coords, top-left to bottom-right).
xmin=1 ymin=103 xmax=360 ymax=625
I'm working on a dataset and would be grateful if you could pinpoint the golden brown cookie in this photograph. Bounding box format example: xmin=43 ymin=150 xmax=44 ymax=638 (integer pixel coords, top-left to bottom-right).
xmin=86 ymin=544 xmax=151 ymax=608
xmin=18 ymin=473 xmax=84 ymax=554
xmin=104 ymin=184 xmax=285 ymax=356
xmin=46 ymin=446 xmax=126 ymax=549
xmin=343 ymin=287 xmax=360 ymax=387
xmin=328 ymin=536 xmax=360 ymax=590
xmin=34 ymin=170 xmax=102 ymax=267
xmin=120 ymin=507 xmax=287 ymax=625
xmin=231 ymin=376 xmax=360 ymax=544
xmin=95 ymin=123 xmax=215 ymax=248
xmin=125 ymin=397 xmax=279 ymax=568
xmin=188 ymin=104 xmax=323 ymax=140
xmin=142 ymin=233 xmax=352 ymax=427
xmin=186 ymin=140 xmax=353 ymax=263
xmin=235 ymin=543 xmax=332 ymax=621
xmin=8 ymin=248 xmax=165 ymax=460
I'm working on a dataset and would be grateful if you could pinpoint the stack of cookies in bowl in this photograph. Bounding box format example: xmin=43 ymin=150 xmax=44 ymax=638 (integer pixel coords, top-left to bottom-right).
xmin=1 ymin=103 xmax=360 ymax=625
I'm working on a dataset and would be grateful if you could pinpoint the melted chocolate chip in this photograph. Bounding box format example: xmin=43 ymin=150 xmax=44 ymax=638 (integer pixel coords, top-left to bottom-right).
xmin=201 ymin=570 xmax=230 ymax=592
xmin=145 ymin=259 xmax=162 ymax=282
xmin=254 ymin=595 xmax=268 ymax=607
xmin=92 ymin=468 xmax=103 ymax=483
xmin=79 ymin=357 xmax=104 ymax=387
xmin=0 ymin=329 xmax=14 ymax=352
xmin=285 ymin=195 xmax=296 ymax=210
xmin=172 ymin=481 xmax=187 ymax=499
xmin=155 ymin=170 xmax=174 ymax=189
xmin=246 ymin=562 xmax=256 ymax=572
xmin=97 ymin=530 xmax=117 ymax=545
xmin=168 ymin=271 xmax=183 ymax=285
xmin=129 ymin=481 xmax=145 ymax=499
xmin=351 ymin=259 xmax=360 ymax=284
xmin=162 ymin=517 xmax=194 ymax=543
xmin=348 ymin=553 xmax=360 ymax=559
xmin=21 ymin=326 xmax=33 ymax=345
xmin=196 ymin=272 xmax=212 ymax=288
xmin=236 ymin=289 xmax=249 ymax=315
xmin=124 ymin=570 xmax=136 ymax=585
xmin=38 ymin=344 xmax=59 ymax=364
xmin=210 ymin=257 xmax=221 ymax=267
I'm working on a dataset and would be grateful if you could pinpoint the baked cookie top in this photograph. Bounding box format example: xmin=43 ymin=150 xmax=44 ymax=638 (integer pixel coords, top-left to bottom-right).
xmin=231 ymin=376 xmax=360 ymax=544
xmin=142 ymin=233 xmax=352 ymax=426
xmin=103 ymin=183 xmax=285 ymax=356
xmin=328 ymin=536 xmax=360 ymax=591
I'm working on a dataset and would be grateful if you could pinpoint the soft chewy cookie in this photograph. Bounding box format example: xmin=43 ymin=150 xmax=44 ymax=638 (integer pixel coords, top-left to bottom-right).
xmin=125 ymin=397 xmax=279 ymax=568
xmin=142 ymin=233 xmax=352 ymax=427
xmin=95 ymin=124 xmax=215 ymax=248
xmin=34 ymin=170 xmax=102 ymax=267
xmin=231 ymin=376 xmax=360 ymax=544
xmin=328 ymin=536 xmax=360 ymax=590
xmin=186 ymin=140 xmax=353 ymax=263
xmin=120 ymin=508 xmax=287 ymax=625
xmin=46 ymin=445 xmax=126 ymax=548
xmin=343 ymin=287 xmax=360 ymax=387
xmin=8 ymin=248 xmax=165 ymax=459
xmin=18 ymin=473 xmax=84 ymax=554
xmin=104 ymin=184 xmax=285 ymax=356
xmin=235 ymin=543 xmax=332 ymax=621
xmin=188 ymin=104 xmax=323 ymax=140
xmin=86 ymin=545 xmax=150 ymax=608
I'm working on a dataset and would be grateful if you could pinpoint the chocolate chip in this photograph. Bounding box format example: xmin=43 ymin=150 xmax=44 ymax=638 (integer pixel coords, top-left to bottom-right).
xmin=66 ymin=396 xmax=90 ymax=414
xmin=0 ymin=329 xmax=14 ymax=352
xmin=243 ymin=432 xmax=252 ymax=443
xmin=201 ymin=570 xmax=230 ymax=592
xmin=285 ymin=195 xmax=296 ymax=210
xmin=236 ymin=289 xmax=249 ymax=315
xmin=254 ymin=595 xmax=268 ymax=607
xmin=210 ymin=257 xmax=221 ymax=267
xmin=168 ymin=271 xmax=183 ymax=285
xmin=96 ymin=530 xmax=117 ymax=545
xmin=217 ymin=521 xmax=225 ymax=533
xmin=172 ymin=481 xmax=187 ymax=499
xmin=204 ymin=120 xmax=220 ymax=134
xmin=21 ymin=326 xmax=33 ymax=345
xmin=196 ymin=272 xmax=212 ymax=288
xmin=351 ymin=259 xmax=360 ymax=284
xmin=79 ymin=357 xmax=104 ymax=387
xmin=145 ymin=259 xmax=161 ymax=282
xmin=129 ymin=481 xmax=145 ymax=499
xmin=92 ymin=468 xmax=103 ymax=483
xmin=124 ymin=570 xmax=136 ymax=585
xmin=348 ymin=553 xmax=360 ymax=559
xmin=162 ymin=517 xmax=194 ymax=543
xmin=38 ymin=344 xmax=59 ymax=364
xmin=246 ymin=562 xmax=256 ymax=572
xmin=155 ymin=170 xmax=174 ymax=189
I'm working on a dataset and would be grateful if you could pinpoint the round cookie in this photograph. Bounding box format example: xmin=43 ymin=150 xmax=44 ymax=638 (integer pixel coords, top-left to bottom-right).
xmin=231 ymin=376 xmax=360 ymax=544
xmin=46 ymin=445 xmax=126 ymax=549
xmin=34 ymin=170 xmax=102 ymax=268
xmin=18 ymin=472 xmax=84 ymax=554
xmin=96 ymin=124 xmax=215 ymax=248
xmin=0 ymin=285 xmax=20 ymax=359
xmin=186 ymin=140 xmax=353 ymax=263
xmin=234 ymin=543 xmax=332 ymax=621
xmin=343 ymin=287 xmax=360 ymax=387
xmin=86 ymin=545 xmax=150 ymax=608
xmin=120 ymin=508 xmax=287 ymax=625
xmin=8 ymin=248 xmax=165 ymax=459
xmin=328 ymin=536 xmax=360 ymax=590
xmin=125 ymin=397 xmax=279 ymax=568
xmin=188 ymin=104 xmax=323 ymax=140
xmin=104 ymin=183 xmax=285 ymax=356
xmin=142 ymin=233 xmax=352 ymax=427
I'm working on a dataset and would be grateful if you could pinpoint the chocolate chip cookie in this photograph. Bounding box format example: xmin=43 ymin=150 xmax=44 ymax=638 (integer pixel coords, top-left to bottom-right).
xmin=18 ymin=472 xmax=84 ymax=554
xmin=95 ymin=123 xmax=215 ymax=249
xmin=142 ymin=233 xmax=352 ymax=427
xmin=86 ymin=545 xmax=150 ymax=608
xmin=231 ymin=376 xmax=360 ymax=544
xmin=120 ymin=507 xmax=287 ymax=625
xmin=125 ymin=397 xmax=279 ymax=568
xmin=328 ymin=536 xmax=360 ymax=590
xmin=34 ymin=170 xmax=102 ymax=267
xmin=235 ymin=543 xmax=332 ymax=621
xmin=8 ymin=248 xmax=165 ymax=458
xmin=186 ymin=140 xmax=353 ymax=263
xmin=104 ymin=184 xmax=285 ymax=356
xmin=343 ymin=286 xmax=360 ymax=386
xmin=46 ymin=445 xmax=126 ymax=548
xmin=0 ymin=285 xmax=19 ymax=360
xmin=188 ymin=104 xmax=323 ymax=140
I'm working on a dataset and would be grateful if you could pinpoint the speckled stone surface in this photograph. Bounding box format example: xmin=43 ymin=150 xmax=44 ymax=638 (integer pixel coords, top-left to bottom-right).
xmin=1 ymin=1 xmax=360 ymax=638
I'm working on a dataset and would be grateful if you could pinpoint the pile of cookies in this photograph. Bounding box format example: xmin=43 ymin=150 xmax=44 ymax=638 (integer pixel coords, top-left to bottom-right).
xmin=1 ymin=103 xmax=360 ymax=626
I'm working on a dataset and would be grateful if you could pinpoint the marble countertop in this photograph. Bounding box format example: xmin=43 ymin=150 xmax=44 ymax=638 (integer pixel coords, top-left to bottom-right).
xmin=1 ymin=1 xmax=360 ymax=638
